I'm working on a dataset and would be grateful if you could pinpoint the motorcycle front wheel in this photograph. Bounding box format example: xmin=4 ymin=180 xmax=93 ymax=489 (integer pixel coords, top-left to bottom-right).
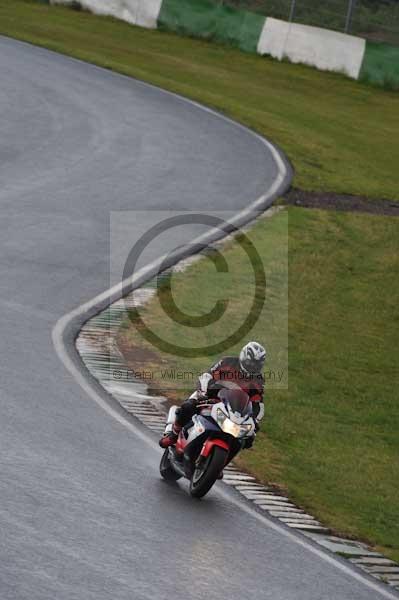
xmin=189 ymin=446 xmax=227 ymax=498
xmin=160 ymin=448 xmax=182 ymax=481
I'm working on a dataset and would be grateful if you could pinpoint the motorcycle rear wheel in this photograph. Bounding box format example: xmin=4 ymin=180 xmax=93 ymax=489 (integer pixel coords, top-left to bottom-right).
xmin=160 ymin=448 xmax=182 ymax=481
xmin=189 ymin=446 xmax=227 ymax=498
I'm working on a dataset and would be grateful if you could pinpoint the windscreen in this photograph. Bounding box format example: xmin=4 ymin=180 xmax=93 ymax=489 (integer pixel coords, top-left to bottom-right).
xmin=218 ymin=388 xmax=251 ymax=416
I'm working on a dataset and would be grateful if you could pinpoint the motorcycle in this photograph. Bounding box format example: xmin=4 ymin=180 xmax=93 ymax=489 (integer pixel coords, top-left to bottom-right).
xmin=159 ymin=387 xmax=256 ymax=498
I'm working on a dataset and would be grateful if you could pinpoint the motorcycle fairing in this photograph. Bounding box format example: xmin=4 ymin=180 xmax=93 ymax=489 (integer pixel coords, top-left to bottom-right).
xmin=200 ymin=438 xmax=230 ymax=458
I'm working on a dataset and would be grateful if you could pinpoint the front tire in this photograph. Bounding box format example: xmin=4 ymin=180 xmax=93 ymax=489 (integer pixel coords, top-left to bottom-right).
xmin=189 ymin=446 xmax=227 ymax=498
xmin=160 ymin=448 xmax=182 ymax=481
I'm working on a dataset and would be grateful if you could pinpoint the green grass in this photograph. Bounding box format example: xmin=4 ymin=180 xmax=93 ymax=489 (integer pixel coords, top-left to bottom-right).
xmin=119 ymin=209 xmax=288 ymax=399
xmin=118 ymin=207 xmax=399 ymax=562
xmin=1 ymin=0 xmax=399 ymax=199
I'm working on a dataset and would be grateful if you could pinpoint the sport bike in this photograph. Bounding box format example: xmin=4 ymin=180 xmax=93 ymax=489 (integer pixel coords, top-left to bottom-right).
xmin=159 ymin=387 xmax=256 ymax=498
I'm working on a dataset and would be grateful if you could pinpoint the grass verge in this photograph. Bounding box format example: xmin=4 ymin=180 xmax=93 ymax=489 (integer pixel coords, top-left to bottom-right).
xmin=118 ymin=207 xmax=399 ymax=562
xmin=0 ymin=0 xmax=398 ymax=199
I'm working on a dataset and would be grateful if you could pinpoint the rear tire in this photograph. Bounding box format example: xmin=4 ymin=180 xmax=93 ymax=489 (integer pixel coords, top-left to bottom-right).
xmin=160 ymin=448 xmax=182 ymax=481
xmin=189 ymin=446 xmax=227 ymax=498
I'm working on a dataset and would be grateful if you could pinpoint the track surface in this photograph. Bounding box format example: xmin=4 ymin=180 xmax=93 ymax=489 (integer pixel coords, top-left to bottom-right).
xmin=0 ymin=36 xmax=394 ymax=600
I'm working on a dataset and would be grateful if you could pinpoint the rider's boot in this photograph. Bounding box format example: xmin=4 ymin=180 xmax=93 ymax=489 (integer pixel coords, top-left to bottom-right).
xmin=159 ymin=424 xmax=181 ymax=448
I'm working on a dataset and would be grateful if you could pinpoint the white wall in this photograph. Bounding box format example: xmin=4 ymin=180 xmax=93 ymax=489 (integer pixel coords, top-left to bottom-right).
xmin=51 ymin=0 xmax=163 ymax=29
xmin=257 ymin=18 xmax=366 ymax=79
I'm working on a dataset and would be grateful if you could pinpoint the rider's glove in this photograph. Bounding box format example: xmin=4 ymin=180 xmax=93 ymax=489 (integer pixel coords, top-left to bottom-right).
xmin=244 ymin=437 xmax=254 ymax=449
xmin=197 ymin=394 xmax=209 ymax=404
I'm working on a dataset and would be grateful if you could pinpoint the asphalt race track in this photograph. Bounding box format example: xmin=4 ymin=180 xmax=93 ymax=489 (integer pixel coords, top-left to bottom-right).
xmin=0 ymin=36 xmax=396 ymax=600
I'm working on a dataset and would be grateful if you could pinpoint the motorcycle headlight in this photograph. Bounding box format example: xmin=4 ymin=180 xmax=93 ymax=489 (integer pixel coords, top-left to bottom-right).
xmin=216 ymin=408 xmax=228 ymax=427
xmin=222 ymin=420 xmax=243 ymax=437
xmin=217 ymin=409 xmax=252 ymax=438
xmin=238 ymin=423 xmax=253 ymax=437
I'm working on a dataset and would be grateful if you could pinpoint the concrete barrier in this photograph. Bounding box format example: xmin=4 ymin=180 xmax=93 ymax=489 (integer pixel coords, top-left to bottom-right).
xmin=51 ymin=0 xmax=163 ymax=29
xmin=257 ymin=18 xmax=366 ymax=79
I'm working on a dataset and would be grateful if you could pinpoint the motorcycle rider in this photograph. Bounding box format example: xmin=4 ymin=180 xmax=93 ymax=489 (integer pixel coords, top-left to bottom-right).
xmin=159 ymin=341 xmax=266 ymax=448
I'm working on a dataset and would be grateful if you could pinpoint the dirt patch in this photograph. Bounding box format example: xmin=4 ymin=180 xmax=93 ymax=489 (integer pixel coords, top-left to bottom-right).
xmin=117 ymin=339 xmax=160 ymax=365
xmin=282 ymin=188 xmax=399 ymax=216
xmin=117 ymin=334 xmax=183 ymax=402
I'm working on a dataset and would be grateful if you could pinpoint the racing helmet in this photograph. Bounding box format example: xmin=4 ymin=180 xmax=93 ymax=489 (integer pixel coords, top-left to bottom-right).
xmin=239 ymin=341 xmax=266 ymax=374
